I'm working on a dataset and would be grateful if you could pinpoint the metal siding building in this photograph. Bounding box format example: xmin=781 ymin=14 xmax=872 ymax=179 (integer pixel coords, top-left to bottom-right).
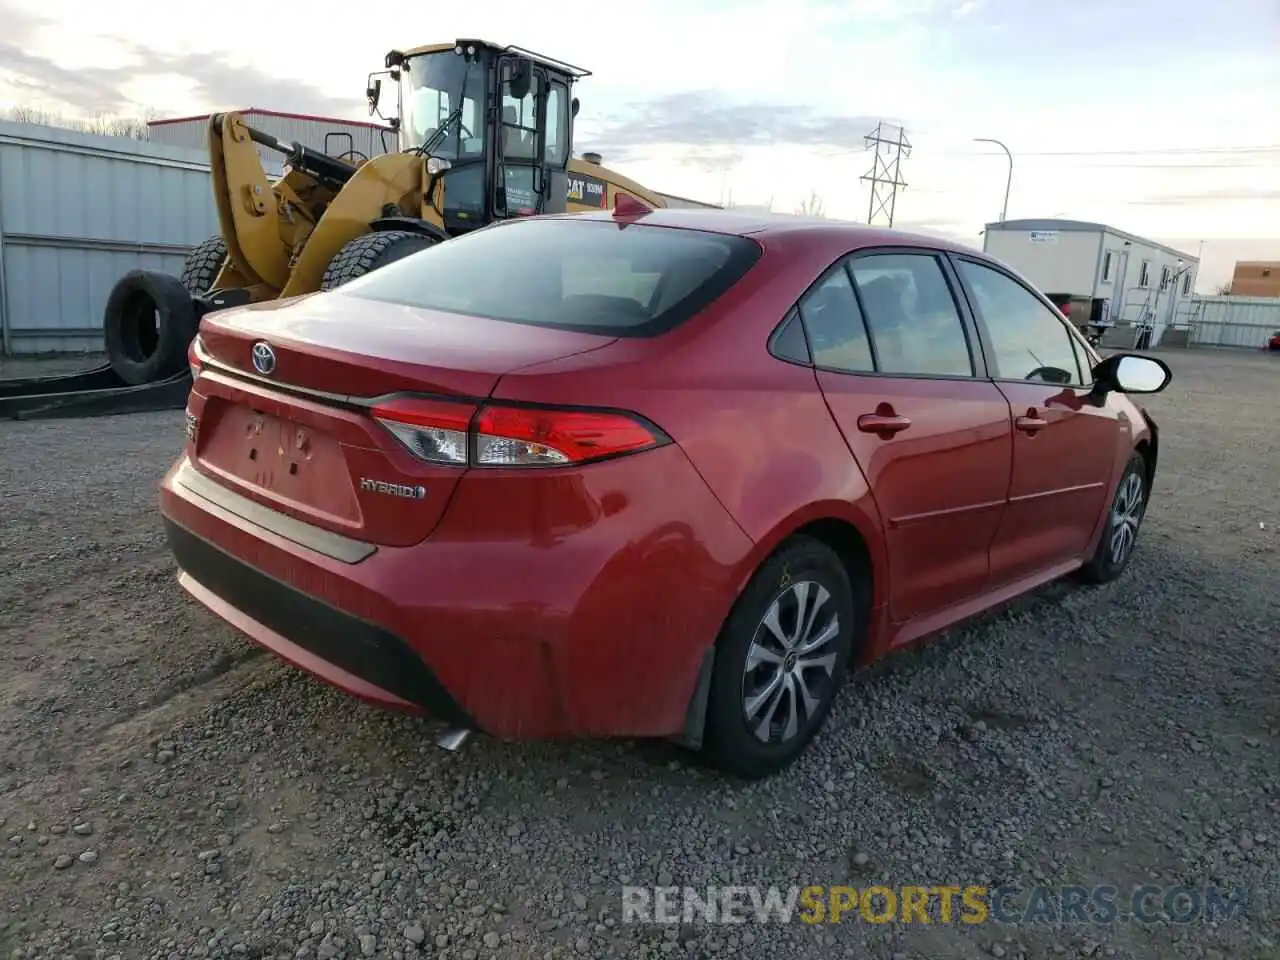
xmin=982 ymin=218 xmax=1200 ymax=332
xmin=0 ymin=121 xmax=219 ymax=354
xmin=148 ymin=109 xmax=394 ymax=178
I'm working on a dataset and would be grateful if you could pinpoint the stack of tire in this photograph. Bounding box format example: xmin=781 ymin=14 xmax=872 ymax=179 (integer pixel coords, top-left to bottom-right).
xmin=102 ymin=235 xmax=228 ymax=386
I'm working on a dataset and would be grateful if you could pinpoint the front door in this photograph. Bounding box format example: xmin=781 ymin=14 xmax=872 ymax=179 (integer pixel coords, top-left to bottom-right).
xmin=800 ymin=250 xmax=1014 ymax=625
xmin=495 ymin=59 xmax=547 ymax=217
xmin=949 ymin=255 xmax=1121 ymax=583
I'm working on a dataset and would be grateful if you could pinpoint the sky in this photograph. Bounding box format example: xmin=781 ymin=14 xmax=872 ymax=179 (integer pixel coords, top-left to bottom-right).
xmin=1 ymin=0 xmax=1277 ymax=290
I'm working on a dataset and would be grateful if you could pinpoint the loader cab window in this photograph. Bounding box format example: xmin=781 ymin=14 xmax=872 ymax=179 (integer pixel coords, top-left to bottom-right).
xmin=496 ymin=62 xmax=546 ymax=217
xmin=400 ymin=51 xmax=485 ymax=160
xmin=545 ymin=81 xmax=569 ymax=166
xmin=500 ymin=67 xmax=538 ymax=161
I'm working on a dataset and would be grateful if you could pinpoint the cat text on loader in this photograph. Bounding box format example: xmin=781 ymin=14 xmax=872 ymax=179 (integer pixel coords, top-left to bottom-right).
xmin=0 ymin=39 xmax=666 ymax=420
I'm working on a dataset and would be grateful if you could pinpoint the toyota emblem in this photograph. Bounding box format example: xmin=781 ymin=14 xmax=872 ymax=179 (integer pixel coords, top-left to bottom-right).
xmin=250 ymin=341 xmax=276 ymax=376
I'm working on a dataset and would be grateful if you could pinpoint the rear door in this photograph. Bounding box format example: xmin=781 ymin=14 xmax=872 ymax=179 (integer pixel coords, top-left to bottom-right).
xmin=948 ymin=255 xmax=1119 ymax=582
xmin=802 ymin=248 xmax=1013 ymax=625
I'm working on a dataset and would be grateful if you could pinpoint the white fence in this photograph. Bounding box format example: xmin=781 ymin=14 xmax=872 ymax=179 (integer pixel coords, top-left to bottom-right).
xmin=1171 ymin=295 xmax=1280 ymax=350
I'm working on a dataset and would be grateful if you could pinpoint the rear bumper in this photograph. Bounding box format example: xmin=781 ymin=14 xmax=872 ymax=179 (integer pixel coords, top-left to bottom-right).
xmin=158 ymin=449 xmax=752 ymax=740
xmin=164 ymin=517 xmax=471 ymax=723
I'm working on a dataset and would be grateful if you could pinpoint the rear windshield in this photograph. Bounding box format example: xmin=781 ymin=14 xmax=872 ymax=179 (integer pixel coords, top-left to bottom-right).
xmin=335 ymin=217 xmax=762 ymax=337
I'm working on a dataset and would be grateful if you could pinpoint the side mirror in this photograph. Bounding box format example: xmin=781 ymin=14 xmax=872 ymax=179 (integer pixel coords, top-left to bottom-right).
xmin=1092 ymin=353 xmax=1172 ymax=395
xmin=509 ymin=57 xmax=533 ymax=100
xmin=571 ymin=97 xmax=580 ymax=118
xmin=366 ymin=77 xmax=382 ymax=116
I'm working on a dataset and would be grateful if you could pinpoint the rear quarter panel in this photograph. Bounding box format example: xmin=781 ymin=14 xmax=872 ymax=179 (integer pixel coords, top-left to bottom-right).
xmin=493 ymin=229 xmax=889 ymax=614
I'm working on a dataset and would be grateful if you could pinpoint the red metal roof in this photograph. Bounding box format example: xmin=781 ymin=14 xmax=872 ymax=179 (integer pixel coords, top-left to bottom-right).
xmin=148 ymin=107 xmax=392 ymax=131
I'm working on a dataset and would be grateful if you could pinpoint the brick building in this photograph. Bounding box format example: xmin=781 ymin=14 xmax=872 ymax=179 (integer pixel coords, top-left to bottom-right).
xmin=1228 ymin=261 xmax=1280 ymax=298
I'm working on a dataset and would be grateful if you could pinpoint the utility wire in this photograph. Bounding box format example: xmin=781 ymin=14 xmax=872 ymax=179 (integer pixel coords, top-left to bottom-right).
xmin=932 ymin=144 xmax=1280 ymax=157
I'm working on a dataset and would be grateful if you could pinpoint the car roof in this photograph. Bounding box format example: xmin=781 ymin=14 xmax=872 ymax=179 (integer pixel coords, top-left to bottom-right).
xmin=560 ymin=207 xmax=982 ymax=258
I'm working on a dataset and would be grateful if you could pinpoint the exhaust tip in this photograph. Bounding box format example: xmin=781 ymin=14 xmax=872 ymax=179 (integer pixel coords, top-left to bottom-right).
xmin=437 ymin=728 xmax=472 ymax=752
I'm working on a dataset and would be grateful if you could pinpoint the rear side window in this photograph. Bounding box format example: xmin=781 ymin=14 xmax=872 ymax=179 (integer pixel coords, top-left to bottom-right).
xmin=848 ymin=253 xmax=974 ymax=378
xmin=336 ymin=218 xmax=762 ymax=337
xmin=798 ymin=265 xmax=874 ymax=373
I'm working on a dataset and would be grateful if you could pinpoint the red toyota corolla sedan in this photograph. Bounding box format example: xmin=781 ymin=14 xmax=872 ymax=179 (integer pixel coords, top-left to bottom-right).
xmin=159 ymin=207 xmax=1171 ymax=779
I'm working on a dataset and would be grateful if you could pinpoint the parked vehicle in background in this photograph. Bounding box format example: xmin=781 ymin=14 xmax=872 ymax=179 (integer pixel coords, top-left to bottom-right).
xmin=159 ymin=207 xmax=1172 ymax=779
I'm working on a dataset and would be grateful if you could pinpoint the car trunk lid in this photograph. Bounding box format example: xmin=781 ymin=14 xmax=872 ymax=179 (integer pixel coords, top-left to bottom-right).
xmin=189 ymin=292 xmax=616 ymax=547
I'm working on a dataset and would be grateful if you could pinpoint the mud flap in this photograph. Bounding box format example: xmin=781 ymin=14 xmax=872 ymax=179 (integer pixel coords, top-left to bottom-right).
xmin=673 ymin=645 xmax=716 ymax=749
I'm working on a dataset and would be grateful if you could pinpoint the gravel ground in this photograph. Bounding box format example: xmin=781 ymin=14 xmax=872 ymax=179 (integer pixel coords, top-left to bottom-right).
xmin=1 ymin=347 xmax=1277 ymax=960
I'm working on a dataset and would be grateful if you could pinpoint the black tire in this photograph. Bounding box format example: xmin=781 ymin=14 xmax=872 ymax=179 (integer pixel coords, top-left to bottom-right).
xmin=180 ymin=235 xmax=228 ymax=296
xmin=1079 ymin=451 xmax=1149 ymax=584
xmin=319 ymin=231 xmax=437 ymax=291
xmin=702 ymin=536 xmax=858 ymax=779
xmin=103 ymin=270 xmax=198 ymax=386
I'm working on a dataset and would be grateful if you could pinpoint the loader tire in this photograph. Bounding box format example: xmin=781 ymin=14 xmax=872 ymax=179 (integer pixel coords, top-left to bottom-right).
xmin=103 ymin=270 xmax=198 ymax=386
xmin=319 ymin=230 xmax=437 ymax=291
xmin=181 ymin=235 xmax=228 ymax=295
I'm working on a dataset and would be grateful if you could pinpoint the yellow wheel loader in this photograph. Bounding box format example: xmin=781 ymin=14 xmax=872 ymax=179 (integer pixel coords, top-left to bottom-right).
xmin=119 ymin=40 xmax=670 ymax=383
xmin=0 ymin=39 xmax=672 ymax=419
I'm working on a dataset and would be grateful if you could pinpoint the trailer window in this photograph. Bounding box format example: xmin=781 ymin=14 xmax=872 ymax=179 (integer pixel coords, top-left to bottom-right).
xmin=336 ymin=219 xmax=762 ymax=337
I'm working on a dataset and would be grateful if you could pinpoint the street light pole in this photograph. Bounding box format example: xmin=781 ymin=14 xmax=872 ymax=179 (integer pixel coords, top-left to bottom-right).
xmin=974 ymin=137 xmax=1012 ymax=222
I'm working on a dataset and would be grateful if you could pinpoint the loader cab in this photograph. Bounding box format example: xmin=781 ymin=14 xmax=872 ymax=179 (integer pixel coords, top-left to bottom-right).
xmin=384 ymin=41 xmax=587 ymax=234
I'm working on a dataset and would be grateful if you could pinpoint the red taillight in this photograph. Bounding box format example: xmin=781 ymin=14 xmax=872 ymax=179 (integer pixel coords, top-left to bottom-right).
xmin=371 ymin=397 xmax=473 ymax=465
xmin=370 ymin=397 xmax=666 ymax=468
xmin=474 ymin=405 xmax=662 ymax=466
xmin=1058 ymin=301 xmax=1072 ymax=317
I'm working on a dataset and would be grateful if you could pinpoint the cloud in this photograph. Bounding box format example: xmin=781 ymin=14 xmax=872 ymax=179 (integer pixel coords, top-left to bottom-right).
xmin=0 ymin=3 xmax=361 ymax=119
xmin=893 ymin=217 xmax=981 ymax=245
xmin=671 ymin=147 xmax=751 ymax=174
xmin=1127 ymin=186 xmax=1280 ymax=207
xmin=579 ymin=90 xmax=886 ymax=164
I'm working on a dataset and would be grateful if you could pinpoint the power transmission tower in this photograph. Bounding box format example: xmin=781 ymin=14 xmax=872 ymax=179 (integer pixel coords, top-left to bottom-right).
xmin=860 ymin=122 xmax=911 ymax=226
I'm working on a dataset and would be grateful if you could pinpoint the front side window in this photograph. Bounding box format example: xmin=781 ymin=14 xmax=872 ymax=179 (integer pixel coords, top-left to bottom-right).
xmin=848 ymin=253 xmax=974 ymax=377
xmin=1069 ymin=333 xmax=1095 ymax=387
xmin=336 ymin=219 xmax=762 ymax=337
xmin=956 ymin=258 xmax=1084 ymax=386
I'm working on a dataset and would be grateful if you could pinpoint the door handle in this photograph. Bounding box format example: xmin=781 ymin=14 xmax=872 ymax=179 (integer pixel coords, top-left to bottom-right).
xmin=1015 ymin=414 xmax=1048 ymax=433
xmin=857 ymin=413 xmax=912 ymax=436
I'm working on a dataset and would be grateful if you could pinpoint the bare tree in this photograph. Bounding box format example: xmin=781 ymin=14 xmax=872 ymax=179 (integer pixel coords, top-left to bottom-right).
xmin=1214 ymin=282 xmax=1233 ymax=296
xmin=83 ymin=112 xmax=152 ymax=140
xmin=795 ymin=190 xmax=826 ymax=218
xmin=5 ymin=105 xmax=154 ymax=140
xmin=7 ymin=105 xmax=62 ymax=126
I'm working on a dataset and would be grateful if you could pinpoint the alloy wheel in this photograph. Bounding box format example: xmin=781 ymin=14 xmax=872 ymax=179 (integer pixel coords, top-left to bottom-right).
xmin=1109 ymin=471 xmax=1145 ymax=565
xmin=740 ymin=580 xmax=841 ymax=745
